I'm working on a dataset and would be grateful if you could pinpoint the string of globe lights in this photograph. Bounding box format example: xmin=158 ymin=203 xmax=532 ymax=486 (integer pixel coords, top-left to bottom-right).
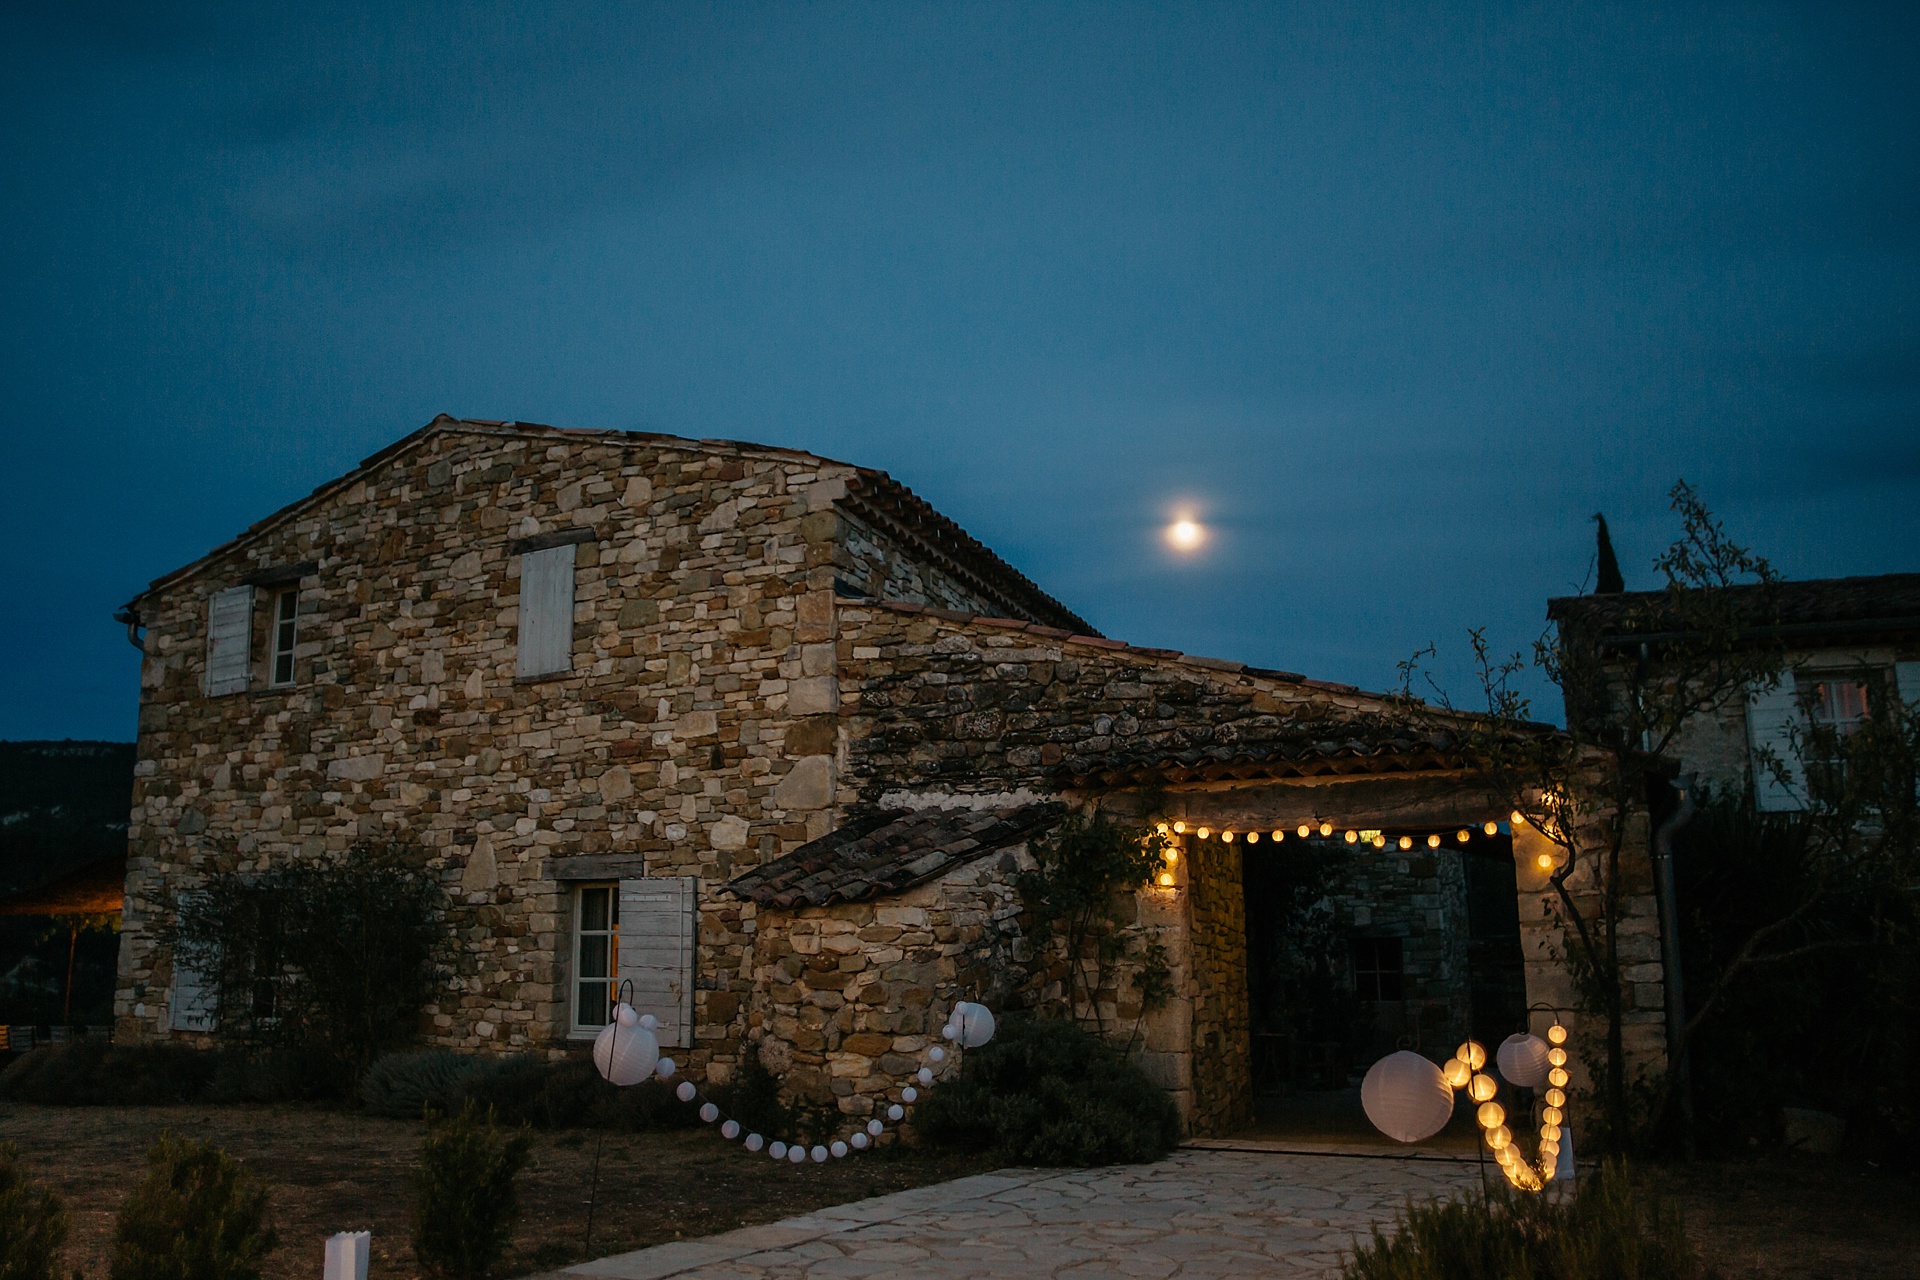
xmin=1359 ymin=1012 xmax=1576 ymax=1192
xmin=1148 ymin=813 xmax=1556 ymax=887
xmin=590 ymin=989 xmax=997 ymax=1164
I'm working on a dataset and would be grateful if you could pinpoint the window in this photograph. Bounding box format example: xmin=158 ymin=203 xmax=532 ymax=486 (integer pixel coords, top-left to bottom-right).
xmin=1351 ymin=936 xmax=1405 ymax=1002
xmin=1803 ymin=675 xmax=1870 ymax=734
xmin=572 ymin=884 xmax=618 ymax=1035
xmin=205 ymin=585 xmax=254 ymax=696
xmin=270 ymin=590 xmax=299 ymax=686
xmin=1801 ymin=672 xmax=1874 ymax=802
xmin=517 ymin=544 xmax=577 ymax=678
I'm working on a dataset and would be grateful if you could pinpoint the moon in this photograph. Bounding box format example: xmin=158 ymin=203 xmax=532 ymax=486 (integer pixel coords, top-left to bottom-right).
xmin=1165 ymin=518 xmax=1206 ymax=552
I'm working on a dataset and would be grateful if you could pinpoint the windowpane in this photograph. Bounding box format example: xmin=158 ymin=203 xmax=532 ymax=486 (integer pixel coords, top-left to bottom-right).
xmin=572 ymin=883 xmax=619 ymax=1033
xmin=1351 ymin=937 xmax=1405 ymax=1002
xmin=578 ymin=934 xmax=609 ymax=980
xmin=577 ymin=981 xmax=609 ymax=1028
xmin=580 ymin=886 xmax=610 ymax=932
xmin=271 ymin=591 xmax=298 ymax=686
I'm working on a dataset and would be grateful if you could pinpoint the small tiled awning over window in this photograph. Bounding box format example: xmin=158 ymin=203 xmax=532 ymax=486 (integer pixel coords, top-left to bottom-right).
xmin=726 ymin=803 xmax=1065 ymax=909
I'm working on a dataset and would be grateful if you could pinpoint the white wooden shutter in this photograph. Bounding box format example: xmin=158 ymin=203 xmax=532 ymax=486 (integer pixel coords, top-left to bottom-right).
xmin=1896 ymin=662 xmax=1920 ymax=714
xmin=516 ymin=544 xmax=576 ymax=678
xmin=169 ymin=895 xmax=219 ymax=1032
xmin=617 ymin=877 xmax=696 ymax=1048
xmin=1746 ymin=674 xmax=1806 ymax=812
xmin=205 ymin=586 xmax=253 ymax=695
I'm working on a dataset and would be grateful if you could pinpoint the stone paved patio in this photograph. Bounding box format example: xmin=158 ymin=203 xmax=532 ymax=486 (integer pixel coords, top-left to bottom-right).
xmin=558 ymin=1145 xmax=1489 ymax=1279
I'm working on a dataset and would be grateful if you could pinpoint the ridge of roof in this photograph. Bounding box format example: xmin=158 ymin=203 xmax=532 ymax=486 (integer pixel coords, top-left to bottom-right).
xmin=1547 ymin=572 xmax=1920 ymax=635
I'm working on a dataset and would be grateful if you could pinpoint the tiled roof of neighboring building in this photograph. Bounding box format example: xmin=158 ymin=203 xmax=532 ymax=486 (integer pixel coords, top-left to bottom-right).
xmin=1051 ymin=720 xmax=1477 ymax=788
xmin=725 ymin=803 xmax=1065 ymax=908
xmin=119 ymin=417 xmax=1093 ymax=634
xmin=1547 ymin=573 xmax=1920 ymax=643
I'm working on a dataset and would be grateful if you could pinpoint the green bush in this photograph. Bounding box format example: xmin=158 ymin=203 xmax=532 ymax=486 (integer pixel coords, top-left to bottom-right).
xmin=0 ymin=1143 xmax=66 ymax=1280
xmin=0 ymin=1042 xmax=220 ymax=1106
xmin=915 ymin=1016 xmax=1181 ymax=1166
xmin=411 ymin=1103 xmax=533 ymax=1280
xmin=1342 ymin=1160 xmax=1712 ymax=1280
xmin=361 ymin=1050 xmax=698 ymax=1131
xmin=108 ymin=1134 xmax=277 ymax=1280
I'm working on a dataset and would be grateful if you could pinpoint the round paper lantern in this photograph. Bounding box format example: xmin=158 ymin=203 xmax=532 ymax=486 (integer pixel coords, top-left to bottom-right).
xmin=887 ymin=1104 xmax=905 ymax=1121
xmin=744 ymin=1133 xmax=764 ymax=1152
xmin=952 ymin=1002 xmax=997 ymax=1048
xmin=917 ymin=1068 xmax=934 ymax=1084
xmin=810 ymin=1145 xmax=828 ymax=1162
xmin=1442 ymin=1057 xmax=1472 ymax=1089
xmin=787 ymin=1145 xmax=805 ymax=1164
xmin=1548 ymin=1067 xmax=1570 ymax=1088
xmin=769 ymin=1141 xmax=787 ymax=1160
xmin=866 ymin=1119 xmax=884 ymax=1136
xmin=638 ymin=1012 xmax=658 ymax=1031
xmin=851 ymin=1132 xmax=869 ymax=1150
xmin=929 ymin=1046 xmax=946 ymax=1063
xmin=1476 ymin=1101 xmax=1505 ymax=1129
xmin=721 ymin=1120 xmax=740 ymax=1140
xmin=655 ymin=1057 xmax=676 ymax=1080
xmin=675 ymin=1081 xmax=697 ymax=1103
xmin=613 ymin=1002 xmax=639 ymax=1028
xmin=902 ymin=1086 xmax=918 ymax=1103
xmin=1487 ymin=1124 xmax=1512 ymax=1150
xmin=1496 ymin=1033 xmax=1551 ymax=1087
xmin=1547 ymin=1023 xmax=1567 ymax=1045
xmin=1547 ymin=1046 xmax=1567 ymax=1067
xmin=942 ymin=1024 xmax=960 ymax=1041
xmin=592 ymin=1019 xmax=661 ymax=1086
xmin=1544 ymin=1088 xmax=1565 ymax=1108
xmin=1360 ymin=1051 xmax=1454 ymax=1143
xmin=699 ymin=1102 xmax=719 ymax=1123
xmin=1469 ymin=1073 xmax=1498 ymax=1103
xmin=1456 ymin=1040 xmax=1487 ymax=1071
xmin=830 ymin=1140 xmax=848 ymax=1158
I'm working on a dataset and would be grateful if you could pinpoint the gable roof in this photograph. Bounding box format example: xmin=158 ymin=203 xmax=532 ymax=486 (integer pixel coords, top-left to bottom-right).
xmin=1547 ymin=573 xmax=1920 ymax=647
xmin=725 ymin=802 xmax=1064 ymax=908
xmin=117 ymin=416 xmax=1091 ymax=633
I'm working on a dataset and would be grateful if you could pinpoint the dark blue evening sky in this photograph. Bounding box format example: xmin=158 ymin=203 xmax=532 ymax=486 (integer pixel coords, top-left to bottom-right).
xmin=4 ymin=3 xmax=1916 ymax=740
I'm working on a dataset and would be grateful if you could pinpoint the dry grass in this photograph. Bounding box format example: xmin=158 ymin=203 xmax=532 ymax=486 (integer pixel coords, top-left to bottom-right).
xmin=3 ymin=1104 xmax=997 ymax=1279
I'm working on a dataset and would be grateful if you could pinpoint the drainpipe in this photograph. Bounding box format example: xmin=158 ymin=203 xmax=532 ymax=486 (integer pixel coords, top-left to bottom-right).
xmin=1651 ymin=774 xmax=1696 ymax=1154
xmin=114 ymin=607 xmax=145 ymax=651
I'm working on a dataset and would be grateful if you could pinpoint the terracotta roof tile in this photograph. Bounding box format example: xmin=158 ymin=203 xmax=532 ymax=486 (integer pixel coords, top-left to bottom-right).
xmin=726 ymin=803 xmax=1066 ymax=907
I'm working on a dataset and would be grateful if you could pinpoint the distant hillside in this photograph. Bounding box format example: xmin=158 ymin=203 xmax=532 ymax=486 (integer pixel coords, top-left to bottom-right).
xmin=0 ymin=741 xmax=136 ymax=896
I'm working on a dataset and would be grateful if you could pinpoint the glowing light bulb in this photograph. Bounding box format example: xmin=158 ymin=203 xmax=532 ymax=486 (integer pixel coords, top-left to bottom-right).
xmin=1398 ymin=836 xmax=1413 ymax=851
xmin=1511 ymin=810 xmax=1526 ymax=826
xmin=1297 ymin=824 xmax=1310 ymax=838
xmin=1166 ymin=518 xmax=1206 ymax=552
xmin=1547 ymin=1047 xmax=1567 ymax=1067
xmin=1222 ymin=830 xmax=1235 ymax=842
xmin=1547 ymin=1024 xmax=1567 ymax=1045
xmin=1319 ymin=822 xmax=1333 ymax=837
xmin=1196 ymin=827 xmax=1210 ymax=840
xmin=1542 ymin=1106 xmax=1563 ymax=1126
xmin=1484 ymin=821 xmax=1499 ymax=836
xmin=1373 ymin=835 xmax=1386 ymax=848
xmin=1173 ymin=821 xmax=1186 ymax=834
xmin=1271 ymin=830 xmax=1284 ymax=841
xmin=1162 ymin=848 xmax=1178 ymax=864
xmin=1344 ymin=830 xmax=1358 ymax=844
xmin=1246 ymin=831 xmax=1259 ymax=843
xmin=1457 ymin=829 xmax=1471 ymax=843
xmin=1536 ymin=853 xmax=1554 ymax=870
xmin=1548 ymin=1067 xmax=1570 ymax=1088
xmin=1156 ymin=822 xmax=1169 ymax=835
xmin=1156 ymin=871 xmax=1175 ymax=888
xmin=1544 ymin=1088 xmax=1565 ymax=1108
xmin=1427 ymin=833 xmax=1441 ymax=848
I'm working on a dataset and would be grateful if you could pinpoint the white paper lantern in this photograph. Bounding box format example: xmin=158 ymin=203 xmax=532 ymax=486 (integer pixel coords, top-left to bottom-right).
xmin=699 ymin=1102 xmax=719 ymax=1123
xmin=851 ymin=1132 xmax=869 ymax=1149
xmin=867 ymin=1119 xmax=884 ymax=1136
xmin=769 ymin=1141 xmax=788 ymax=1159
xmin=721 ymin=1120 xmax=740 ymax=1140
xmin=917 ymin=1068 xmax=934 ymax=1084
xmin=929 ymin=1046 xmax=946 ymax=1063
xmin=613 ymin=1002 xmax=639 ymax=1028
xmin=942 ymin=1024 xmax=959 ymax=1041
xmin=1360 ymin=1051 xmax=1455 ymax=1144
xmin=591 ymin=1019 xmax=660 ymax=1086
xmin=951 ymin=1002 xmax=996 ymax=1048
xmin=744 ymin=1133 xmax=764 ymax=1152
xmin=1497 ymin=1034 xmax=1551 ymax=1087
xmin=655 ymin=1057 xmax=676 ymax=1080
xmin=810 ymin=1145 xmax=828 ymax=1162
xmin=675 ymin=1081 xmax=697 ymax=1103
xmin=830 ymin=1140 xmax=848 ymax=1158
xmin=787 ymin=1145 xmax=805 ymax=1164
xmin=887 ymin=1104 xmax=905 ymax=1121
xmin=638 ymin=1012 xmax=658 ymax=1030
xmin=902 ymin=1087 xmax=918 ymax=1103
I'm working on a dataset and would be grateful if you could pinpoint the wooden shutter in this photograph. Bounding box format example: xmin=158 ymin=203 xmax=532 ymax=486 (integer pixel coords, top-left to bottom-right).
xmin=205 ymin=586 xmax=253 ymax=695
xmin=516 ymin=544 xmax=576 ymax=678
xmin=169 ymin=896 xmax=219 ymax=1032
xmin=1746 ymin=675 xmax=1805 ymax=812
xmin=617 ymin=877 xmax=696 ymax=1048
xmin=1897 ymin=662 xmax=1920 ymax=713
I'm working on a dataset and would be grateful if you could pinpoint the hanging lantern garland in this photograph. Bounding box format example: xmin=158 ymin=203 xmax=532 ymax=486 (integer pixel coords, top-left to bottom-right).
xmin=593 ymin=999 xmax=997 ymax=1164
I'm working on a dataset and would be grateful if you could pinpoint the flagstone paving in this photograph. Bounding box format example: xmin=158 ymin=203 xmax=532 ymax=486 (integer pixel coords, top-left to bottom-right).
xmin=557 ymin=1145 xmax=1489 ymax=1280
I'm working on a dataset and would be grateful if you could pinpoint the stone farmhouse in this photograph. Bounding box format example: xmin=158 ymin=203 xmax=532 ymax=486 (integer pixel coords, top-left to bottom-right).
xmin=114 ymin=416 xmax=1654 ymax=1135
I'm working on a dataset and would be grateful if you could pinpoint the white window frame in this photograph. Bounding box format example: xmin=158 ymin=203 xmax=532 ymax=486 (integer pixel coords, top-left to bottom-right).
xmin=569 ymin=883 xmax=619 ymax=1039
xmin=269 ymin=588 xmax=299 ymax=687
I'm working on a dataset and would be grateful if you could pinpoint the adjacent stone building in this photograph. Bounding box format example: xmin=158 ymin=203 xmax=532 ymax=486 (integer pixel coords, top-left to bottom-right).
xmin=115 ymin=416 xmax=1659 ymax=1135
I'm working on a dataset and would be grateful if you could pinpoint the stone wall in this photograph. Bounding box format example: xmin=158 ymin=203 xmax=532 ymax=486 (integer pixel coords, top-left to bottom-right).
xmin=114 ymin=421 xmax=1050 ymax=1067
xmin=1183 ymin=834 xmax=1252 ymax=1135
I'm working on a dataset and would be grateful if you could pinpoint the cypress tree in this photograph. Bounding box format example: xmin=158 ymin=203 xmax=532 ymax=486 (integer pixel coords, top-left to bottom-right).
xmin=1593 ymin=513 xmax=1625 ymax=593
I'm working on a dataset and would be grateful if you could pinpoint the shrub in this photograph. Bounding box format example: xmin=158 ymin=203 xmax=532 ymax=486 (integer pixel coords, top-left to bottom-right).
xmin=361 ymin=1050 xmax=698 ymax=1132
xmin=360 ymin=1051 xmax=494 ymax=1118
xmin=1342 ymin=1160 xmax=1712 ymax=1280
xmin=0 ymin=1143 xmax=67 ymax=1280
xmin=411 ymin=1103 xmax=532 ymax=1280
xmin=168 ymin=841 xmax=441 ymax=1094
xmin=916 ymin=1016 xmax=1181 ymax=1166
xmin=0 ymin=1042 xmax=220 ymax=1107
xmin=108 ymin=1134 xmax=277 ymax=1280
